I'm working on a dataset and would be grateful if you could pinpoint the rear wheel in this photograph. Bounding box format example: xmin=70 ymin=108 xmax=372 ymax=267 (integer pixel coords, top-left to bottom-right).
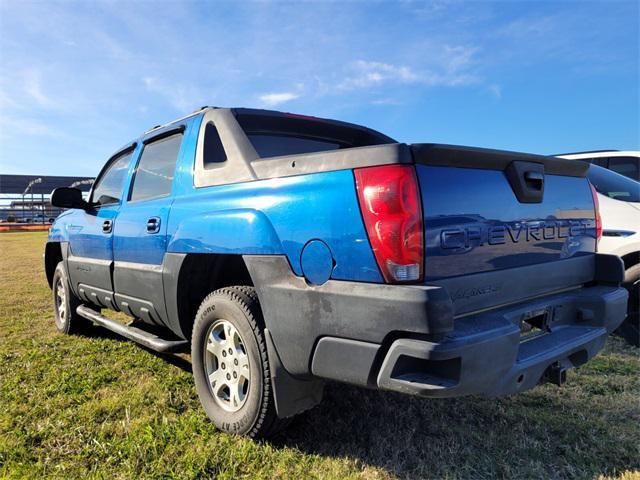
xmin=191 ymin=286 xmax=287 ymax=438
xmin=52 ymin=262 xmax=86 ymax=334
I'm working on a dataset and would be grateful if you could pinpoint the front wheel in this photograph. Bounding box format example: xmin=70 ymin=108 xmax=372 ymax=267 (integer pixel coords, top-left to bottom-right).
xmin=191 ymin=286 xmax=286 ymax=438
xmin=52 ymin=262 xmax=86 ymax=334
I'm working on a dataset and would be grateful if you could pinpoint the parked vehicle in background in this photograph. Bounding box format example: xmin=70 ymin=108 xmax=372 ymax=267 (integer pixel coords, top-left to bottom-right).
xmin=584 ymin=164 xmax=639 ymax=345
xmin=32 ymin=214 xmax=56 ymax=224
xmin=45 ymin=107 xmax=628 ymax=438
xmin=558 ymin=150 xmax=640 ymax=181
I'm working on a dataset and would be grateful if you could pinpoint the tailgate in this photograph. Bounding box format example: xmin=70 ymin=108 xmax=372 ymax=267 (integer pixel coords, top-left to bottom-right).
xmin=412 ymin=144 xmax=596 ymax=286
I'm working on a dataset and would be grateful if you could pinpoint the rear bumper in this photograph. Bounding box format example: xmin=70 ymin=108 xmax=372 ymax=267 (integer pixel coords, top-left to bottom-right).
xmin=246 ymin=253 xmax=628 ymax=398
xmin=375 ymin=284 xmax=627 ymax=397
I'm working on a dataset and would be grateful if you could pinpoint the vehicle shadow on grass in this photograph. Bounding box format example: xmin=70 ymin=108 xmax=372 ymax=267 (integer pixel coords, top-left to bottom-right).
xmin=80 ymin=323 xmax=638 ymax=478
xmin=79 ymin=323 xmax=193 ymax=374
xmin=272 ymin=374 xmax=639 ymax=479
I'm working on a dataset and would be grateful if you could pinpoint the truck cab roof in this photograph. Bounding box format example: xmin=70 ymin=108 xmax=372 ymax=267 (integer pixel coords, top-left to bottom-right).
xmin=143 ymin=107 xmax=396 ymax=146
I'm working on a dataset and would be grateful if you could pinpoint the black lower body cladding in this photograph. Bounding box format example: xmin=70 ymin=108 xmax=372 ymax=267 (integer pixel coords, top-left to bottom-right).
xmin=243 ymin=255 xmax=455 ymax=379
xmin=245 ymin=254 xmax=627 ymax=398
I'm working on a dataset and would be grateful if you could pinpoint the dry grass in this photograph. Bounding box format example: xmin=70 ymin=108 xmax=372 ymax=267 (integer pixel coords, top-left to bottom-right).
xmin=0 ymin=232 xmax=639 ymax=479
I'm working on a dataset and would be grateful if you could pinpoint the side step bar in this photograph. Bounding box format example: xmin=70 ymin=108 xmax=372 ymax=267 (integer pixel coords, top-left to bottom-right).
xmin=76 ymin=305 xmax=188 ymax=353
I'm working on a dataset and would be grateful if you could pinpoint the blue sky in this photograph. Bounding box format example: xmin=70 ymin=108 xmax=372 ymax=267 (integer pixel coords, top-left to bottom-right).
xmin=0 ymin=0 xmax=638 ymax=176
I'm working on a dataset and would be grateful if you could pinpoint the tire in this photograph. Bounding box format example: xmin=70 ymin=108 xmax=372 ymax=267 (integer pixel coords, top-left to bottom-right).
xmin=52 ymin=261 xmax=86 ymax=334
xmin=616 ymin=280 xmax=639 ymax=347
xmin=617 ymin=314 xmax=639 ymax=347
xmin=191 ymin=286 xmax=286 ymax=438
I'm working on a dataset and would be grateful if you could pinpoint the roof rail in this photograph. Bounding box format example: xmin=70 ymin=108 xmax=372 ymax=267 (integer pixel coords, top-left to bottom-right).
xmin=142 ymin=106 xmax=215 ymax=135
xmin=554 ymin=149 xmax=619 ymax=156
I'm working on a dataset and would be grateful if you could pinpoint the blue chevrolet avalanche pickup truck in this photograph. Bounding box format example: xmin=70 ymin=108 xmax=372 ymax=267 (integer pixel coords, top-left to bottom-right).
xmin=46 ymin=107 xmax=628 ymax=438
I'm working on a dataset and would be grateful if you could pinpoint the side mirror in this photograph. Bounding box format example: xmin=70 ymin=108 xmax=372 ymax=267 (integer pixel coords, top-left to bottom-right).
xmin=50 ymin=187 xmax=89 ymax=210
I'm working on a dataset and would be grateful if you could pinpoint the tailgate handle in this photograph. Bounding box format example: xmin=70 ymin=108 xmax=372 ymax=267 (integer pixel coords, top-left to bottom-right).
xmin=524 ymin=171 xmax=544 ymax=190
xmin=505 ymin=161 xmax=545 ymax=204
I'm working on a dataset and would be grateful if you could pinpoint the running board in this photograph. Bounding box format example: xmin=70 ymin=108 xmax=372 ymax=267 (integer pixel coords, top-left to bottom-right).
xmin=76 ymin=305 xmax=188 ymax=353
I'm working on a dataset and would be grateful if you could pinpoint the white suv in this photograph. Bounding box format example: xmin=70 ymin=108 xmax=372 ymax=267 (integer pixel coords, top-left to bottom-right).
xmin=559 ymin=159 xmax=640 ymax=346
xmin=559 ymin=150 xmax=639 ymax=181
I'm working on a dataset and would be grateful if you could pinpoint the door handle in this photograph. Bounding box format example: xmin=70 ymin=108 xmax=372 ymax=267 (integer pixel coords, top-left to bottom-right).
xmin=102 ymin=220 xmax=113 ymax=234
xmin=146 ymin=217 xmax=161 ymax=234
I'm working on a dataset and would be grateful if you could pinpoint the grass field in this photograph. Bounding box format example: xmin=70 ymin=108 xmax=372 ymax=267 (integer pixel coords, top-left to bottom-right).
xmin=0 ymin=232 xmax=638 ymax=479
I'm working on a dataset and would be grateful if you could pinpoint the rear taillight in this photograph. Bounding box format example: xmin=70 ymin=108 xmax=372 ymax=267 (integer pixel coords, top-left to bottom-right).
xmin=589 ymin=182 xmax=602 ymax=247
xmin=354 ymin=164 xmax=424 ymax=283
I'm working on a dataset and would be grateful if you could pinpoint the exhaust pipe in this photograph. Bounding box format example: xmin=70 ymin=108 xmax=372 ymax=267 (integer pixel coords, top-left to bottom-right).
xmin=544 ymin=362 xmax=568 ymax=386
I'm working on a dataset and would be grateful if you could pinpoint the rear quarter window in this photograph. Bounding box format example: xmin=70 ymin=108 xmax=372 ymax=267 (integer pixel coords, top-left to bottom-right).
xmin=203 ymin=123 xmax=227 ymax=167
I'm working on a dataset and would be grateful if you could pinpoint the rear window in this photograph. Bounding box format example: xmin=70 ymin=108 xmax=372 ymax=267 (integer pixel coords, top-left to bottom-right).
xmin=236 ymin=111 xmax=395 ymax=159
xmin=587 ymin=164 xmax=640 ymax=202
xmin=247 ymin=134 xmax=340 ymax=158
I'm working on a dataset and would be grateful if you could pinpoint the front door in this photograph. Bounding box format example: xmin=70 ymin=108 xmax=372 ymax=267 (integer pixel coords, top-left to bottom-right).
xmin=112 ymin=129 xmax=185 ymax=325
xmin=66 ymin=147 xmax=136 ymax=308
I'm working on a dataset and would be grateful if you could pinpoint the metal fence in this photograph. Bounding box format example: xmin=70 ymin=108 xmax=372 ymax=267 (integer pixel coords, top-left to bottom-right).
xmin=0 ymin=193 xmax=64 ymax=225
xmin=0 ymin=175 xmax=94 ymax=226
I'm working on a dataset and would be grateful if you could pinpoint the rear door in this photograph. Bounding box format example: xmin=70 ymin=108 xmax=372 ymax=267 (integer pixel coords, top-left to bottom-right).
xmin=66 ymin=147 xmax=136 ymax=307
xmin=112 ymin=128 xmax=185 ymax=325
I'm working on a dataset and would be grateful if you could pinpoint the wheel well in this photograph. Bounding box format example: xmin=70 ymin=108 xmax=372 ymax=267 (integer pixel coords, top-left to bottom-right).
xmin=621 ymin=251 xmax=640 ymax=284
xmin=44 ymin=242 xmax=63 ymax=288
xmin=176 ymin=254 xmax=254 ymax=339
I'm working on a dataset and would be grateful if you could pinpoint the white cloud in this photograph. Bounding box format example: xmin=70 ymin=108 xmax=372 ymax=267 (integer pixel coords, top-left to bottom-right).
xmin=339 ymin=61 xmax=420 ymax=90
xmin=258 ymin=92 xmax=300 ymax=107
xmin=338 ymin=49 xmax=479 ymax=92
xmin=0 ymin=114 xmax=69 ymax=139
xmin=23 ymin=70 xmax=56 ymax=108
xmin=143 ymin=77 xmax=206 ymax=112
xmin=371 ymin=98 xmax=403 ymax=106
xmin=441 ymin=45 xmax=478 ymax=74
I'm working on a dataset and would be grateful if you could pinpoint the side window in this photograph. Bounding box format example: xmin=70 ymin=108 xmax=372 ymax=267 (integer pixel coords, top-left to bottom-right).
xmin=588 ymin=157 xmax=608 ymax=168
xmin=608 ymin=157 xmax=639 ymax=181
xmin=130 ymin=132 xmax=182 ymax=202
xmin=203 ymin=122 xmax=227 ymax=167
xmin=91 ymin=150 xmax=134 ymax=206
